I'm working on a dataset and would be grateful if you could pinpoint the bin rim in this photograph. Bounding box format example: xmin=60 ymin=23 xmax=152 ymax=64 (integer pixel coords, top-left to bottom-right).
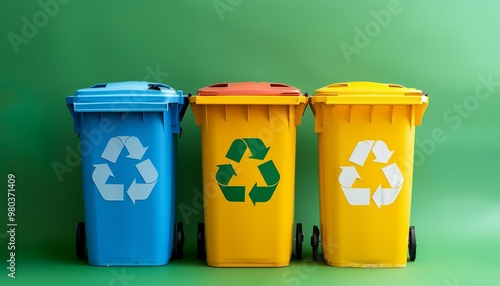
xmin=189 ymin=95 xmax=308 ymax=105
xmin=310 ymin=95 xmax=427 ymax=105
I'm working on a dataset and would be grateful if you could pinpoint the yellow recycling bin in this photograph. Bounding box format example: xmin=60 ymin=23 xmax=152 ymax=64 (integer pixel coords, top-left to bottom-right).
xmin=190 ymin=82 xmax=308 ymax=267
xmin=309 ymin=82 xmax=428 ymax=268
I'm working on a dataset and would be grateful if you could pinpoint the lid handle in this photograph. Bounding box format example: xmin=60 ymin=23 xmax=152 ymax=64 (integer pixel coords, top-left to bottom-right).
xmin=148 ymin=83 xmax=171 ymax=90
xmin=148 ymin=85 xmax=161 ymax=91
xmin=387 ymin=84 xmax=404 ymax=88
xmin=269 ymin=83 xmax=290 ymax=88
xmin=327 ymin=83 xmax=349 ymax=88
xmin=90 ymin=83 xmax=107 ymax=88
xmin=208 ymin=83 xmax=229 ymax=88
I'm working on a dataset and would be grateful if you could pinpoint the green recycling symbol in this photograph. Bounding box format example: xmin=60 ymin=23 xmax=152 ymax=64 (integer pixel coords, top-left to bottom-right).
xmin=216 ymin=138 xmax=280 ymax=205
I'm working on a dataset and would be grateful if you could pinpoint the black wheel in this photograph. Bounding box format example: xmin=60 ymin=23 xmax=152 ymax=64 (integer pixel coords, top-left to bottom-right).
xmin=76 ymin=221 xmax=87 ymax=260
xmin=176 ymin=222 xmax=185 ymax=259
xmin=310 ymin=225 xmax=320 ymax=261
xmin=197 ymin=223 xmax=206 ymax=261
xmin=295 ymin=223 xmax=303 ymax=260
xmin=408 ymin=226 xmax=417 ymax=261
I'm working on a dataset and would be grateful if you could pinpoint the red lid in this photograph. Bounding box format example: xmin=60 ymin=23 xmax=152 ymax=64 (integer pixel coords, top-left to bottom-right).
xmin=197 ymin=82 xmax=301 ymax=96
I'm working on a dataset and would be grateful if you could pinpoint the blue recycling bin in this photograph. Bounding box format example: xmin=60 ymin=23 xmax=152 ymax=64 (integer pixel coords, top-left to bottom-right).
xmin=66 ymin=81 xmax=187 ymax=266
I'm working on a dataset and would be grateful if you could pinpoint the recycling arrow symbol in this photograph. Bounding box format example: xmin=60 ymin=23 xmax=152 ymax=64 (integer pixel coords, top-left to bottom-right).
xmin=339 ymin=140 xmax=404 ymax=208
xmin=216 ymin=138 xmax=280 ymax=205
xmin=92 ymin=136 xmax=158 ymax=204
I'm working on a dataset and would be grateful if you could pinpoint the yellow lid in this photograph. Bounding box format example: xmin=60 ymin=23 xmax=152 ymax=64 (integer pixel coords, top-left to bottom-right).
xmin=310 ymin=81 xmax=428 ymax=125
xmin=312 ymin=82 xmax=427 ymax=105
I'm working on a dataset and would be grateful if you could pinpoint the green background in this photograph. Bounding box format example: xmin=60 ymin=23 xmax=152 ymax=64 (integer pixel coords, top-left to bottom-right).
xmin=1 ymin=0 xmax=500 ymax=285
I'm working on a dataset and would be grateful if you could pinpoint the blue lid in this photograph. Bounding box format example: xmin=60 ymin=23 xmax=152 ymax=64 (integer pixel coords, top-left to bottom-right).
xmin=76 ymin=81 xmax=179 ymax=96
xmin=66 ymin=81 xmax=188 ymax=133
xmin=66 ymin=81 xmax=185 ymax=113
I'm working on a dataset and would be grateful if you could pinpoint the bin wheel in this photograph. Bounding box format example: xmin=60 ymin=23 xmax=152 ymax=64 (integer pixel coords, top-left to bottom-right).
xmin=176 ymin=222 xmax=185 ymax=259
xmin=197 ymin=223 xmax=206 ymax=261
xmin=76 ymin=221 xmax=87 ymax=260
xmin=408 ymin=225 xmax=417 ymax=261
xmin=295 ymin=223 xmax=303 ymax=260
xmin=311 ymin=225 xmax=320 ymax=261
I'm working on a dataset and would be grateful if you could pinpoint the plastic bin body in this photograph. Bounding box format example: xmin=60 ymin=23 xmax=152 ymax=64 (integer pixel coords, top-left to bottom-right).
xmin=310 ymin=82 xmax=428 ymax=268
xmin=66 ymin=81 xmax=187 ymax=266
xmin=190 ymin=82 xmax=307 ymax=267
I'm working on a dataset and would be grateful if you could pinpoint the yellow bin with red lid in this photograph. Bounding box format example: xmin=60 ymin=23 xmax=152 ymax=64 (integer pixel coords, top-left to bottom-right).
xmin=190 ymin=82 xmax=308 ymax=267
xmin=309 ymin=82 xmax=428 ymax=267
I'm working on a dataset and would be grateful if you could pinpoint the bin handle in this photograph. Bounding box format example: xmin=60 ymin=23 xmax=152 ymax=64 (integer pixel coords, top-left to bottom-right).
xmin=307 ymin=92 xmax=317 ymax=116
xmin=179 ymin=93 xmax=190 ymax=121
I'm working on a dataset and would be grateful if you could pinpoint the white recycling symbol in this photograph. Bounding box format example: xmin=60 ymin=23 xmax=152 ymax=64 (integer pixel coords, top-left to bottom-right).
xmin=92 ymin=136 xmax=158 ymax=204
xmin=339 ymin=140 xmax=404 ymax=208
